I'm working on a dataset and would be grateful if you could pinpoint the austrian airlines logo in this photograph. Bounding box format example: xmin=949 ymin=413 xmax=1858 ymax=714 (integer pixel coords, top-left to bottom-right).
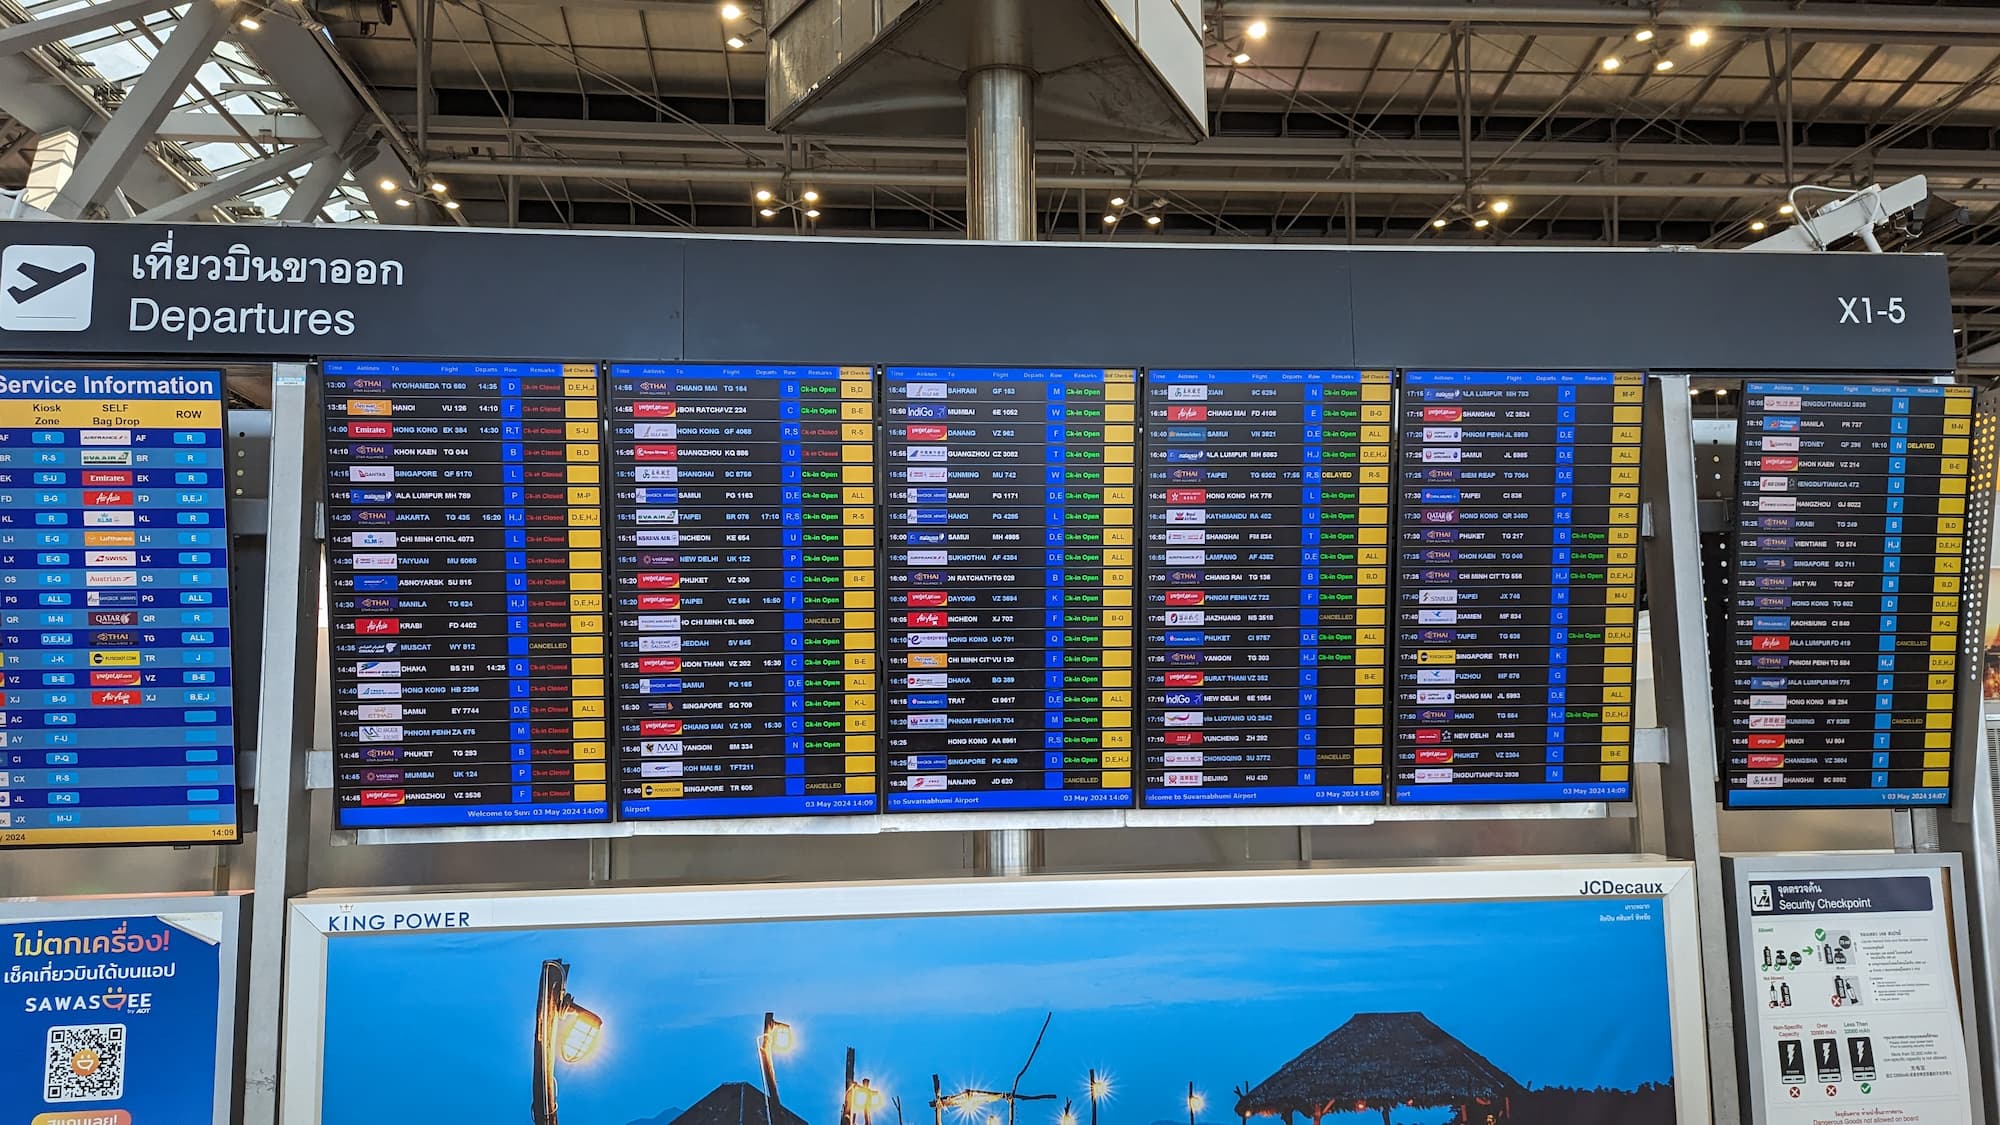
xmin=0 ymin=244 xmax=94 ymax=330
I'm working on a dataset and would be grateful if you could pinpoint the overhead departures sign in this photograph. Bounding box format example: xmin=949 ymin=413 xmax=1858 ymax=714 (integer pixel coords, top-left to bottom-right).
xmin=323 ymin=360 xmax=611 ymax=828
xmin=609 ymin=364 xmax=879 ymax=819
xmin=1723 ymin=382 xmax=1973 ymax=807
xmin=1392 ymin=371 xmax=1643 ymax=804
xmin=1140 ymin=369 xmax=1393 ymax=807
xmin=0 ymin=369 xmax=237 ymax=845
xmin=883 ymin=367 xmax=1138 ymax=811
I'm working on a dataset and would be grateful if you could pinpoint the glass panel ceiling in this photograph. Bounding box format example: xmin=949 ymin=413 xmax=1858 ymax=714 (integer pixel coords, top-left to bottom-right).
xmin=18 ymin=0 xmax=372 ymax=221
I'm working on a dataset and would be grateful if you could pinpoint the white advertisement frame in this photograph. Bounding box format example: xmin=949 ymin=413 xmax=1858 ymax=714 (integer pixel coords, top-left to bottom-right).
xmin=282 ymin=859 xmax=1710 ymax=1124
xmin=0 ymin=891 xmax=245 ymax=1125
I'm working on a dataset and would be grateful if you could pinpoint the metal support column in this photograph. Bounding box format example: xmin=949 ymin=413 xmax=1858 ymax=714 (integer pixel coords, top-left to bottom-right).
xmin=240 ymin=368 xmax=323 ymax=1125
xmin=133 ymin=141 xmax=333 ymax=222
xmin=966 ymin=0 xmax=1039 ymax=873
xmin=965 ymin=0 xmax=1034 ymax=242
xmin=277 ymin=146 xmax=359 ymax=221
xmin=1642 ymin=373 xmax=1741 ymax=1123
xmin=52 ymin=0 xmax=232 ymax=217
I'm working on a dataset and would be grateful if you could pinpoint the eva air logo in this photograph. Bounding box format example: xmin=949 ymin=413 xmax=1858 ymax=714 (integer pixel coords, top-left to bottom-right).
xmin=0 ymin=244 xmax=94 ymax=331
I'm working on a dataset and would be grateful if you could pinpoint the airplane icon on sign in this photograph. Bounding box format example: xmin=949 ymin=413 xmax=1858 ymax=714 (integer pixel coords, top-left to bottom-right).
xmin=7 ymin=260 xmax=87 ymax=304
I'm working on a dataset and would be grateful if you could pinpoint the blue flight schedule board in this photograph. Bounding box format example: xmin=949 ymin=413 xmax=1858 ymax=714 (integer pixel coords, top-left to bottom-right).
xmin=1140 ymin=369 xmax=1393 ymax=807
xmin=1392 ymin=371 xmax=1643 ymax=804
xmin=0 ymin=369 xmax=238 ymax=845
xmin=1722 ymin=381 xmax=1973 ymax=808
xmin=322 ymin=360 xmax=612 ymax=829
xmin=882 ymin=367 xmax=1138 ymax=811
xmin=609 ymin=364 xmax=880 ymax=820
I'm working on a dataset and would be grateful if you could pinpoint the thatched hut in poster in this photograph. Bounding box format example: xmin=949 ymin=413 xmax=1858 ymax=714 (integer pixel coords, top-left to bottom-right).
xmin=668 ymin=1082 xmax=813 ymax=1125
xmin=1232 ymin=1012 xmax=1522 ymax=1125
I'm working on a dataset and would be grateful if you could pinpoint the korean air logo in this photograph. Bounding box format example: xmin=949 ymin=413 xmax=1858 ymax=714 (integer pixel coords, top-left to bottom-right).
xmin=0 ymin=244 xmax=93 ymax=330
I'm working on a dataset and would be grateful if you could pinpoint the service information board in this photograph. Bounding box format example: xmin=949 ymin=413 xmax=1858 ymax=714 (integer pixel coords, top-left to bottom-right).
xmin=1140 ymin=369 xmax=1392 ymax=807
xmin=0 ymin=901 xmax=236 ymax=1125
xmin=883 ymin=367 xmax=1137 ymax=810
xmin=0 ymin=369 xmax=237 ymax=845
xmin=610 ymin=364 xmax=879 ymax=819
xmin=322 ymin=360 xmax=611 ymax=828
xmin=1724 ymin=382 xmax=1972 ymax=808
xmin=1740 ymin=866 xmax=1975 ymax=1125
xmin=1392 ymin=371 xmax=1643 ymax=804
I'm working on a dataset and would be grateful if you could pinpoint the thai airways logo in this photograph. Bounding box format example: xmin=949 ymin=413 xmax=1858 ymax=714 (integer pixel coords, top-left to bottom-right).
xmin=0 ymin=244 xmax=94 ymax=330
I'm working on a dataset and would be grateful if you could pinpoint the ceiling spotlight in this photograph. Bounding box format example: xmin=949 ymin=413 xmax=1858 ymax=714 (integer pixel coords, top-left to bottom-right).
xmin=1634 ymin=27 xmax=1654 ymax=42
xmin=754 ymin=189 xmax=773 ymax=203
xmin=1102 ymin=214 xmax=1119 ymax=225
xmin=801 ymin=190 xmax=820 ymax=203
xmin=805 ymin=208 xmax=820 ymax=219
xmin=378 ymin=178 xmax=398 ymax=192
xmin=726 ymin=35 xmax=746 ymax=49
xmin=394 ymin=197 xmax=412 ymax=208
xmin=1778 ymin=203 xmax=1795 ymax=216
xmin=1473 ymin=217 xmax=1490 ymax=229
xmin=443 ymin=199 xmax=460 ymax=210
xmin=1145 ymin=214 xmax=1162 ymax=226
xmin=1688 ymin=28 xmax=1711 ymax=47
xmin=1654 ymin=58 xmax=1674 ymax=72
xmin=1431 ymin=217 xmax=1448 ymax=228
xmin=759 ymin=207 xmax=778 ymax=217
xmin=1489 ymin=199 xmax=1511 ymax=215
xmin=1601 ymin=55 xmax=1621 ymax=71
xmin=1109 ymin=196 xmax=1126 ymax=208
xmin=720 ymin=2 xmax=743 ymax=16
xmin=1748 ymin=220 xmax=1767 ymax=232
xmin=238 ymin=15 xmax=260 ymax=29
xmin=1232 ymin=51 xmax=1250 ymax=65
xmin=1245 ymin=19 xmax=1268 ymax=39
xmin=429 ymin=181 xmax=446 ymax=193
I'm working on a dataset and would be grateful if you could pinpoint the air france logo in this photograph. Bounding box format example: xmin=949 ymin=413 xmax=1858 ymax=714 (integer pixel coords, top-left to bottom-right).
xmin=0 ymin=244 xmax=94 ymax=330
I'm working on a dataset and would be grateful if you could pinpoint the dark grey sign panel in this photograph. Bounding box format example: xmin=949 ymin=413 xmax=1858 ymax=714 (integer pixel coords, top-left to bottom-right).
xmin=0 ymin=222 xmax=684 ymax=360
xmin=679 ymin=239 xmax=1355 ymax=367
xmin=1349 ymin=249 xmax=1954 ymax=373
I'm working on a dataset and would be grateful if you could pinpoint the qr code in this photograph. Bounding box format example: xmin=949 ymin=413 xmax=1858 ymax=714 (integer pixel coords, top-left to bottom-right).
xmin=44 ymin=1023 xmax=124 ymax=1102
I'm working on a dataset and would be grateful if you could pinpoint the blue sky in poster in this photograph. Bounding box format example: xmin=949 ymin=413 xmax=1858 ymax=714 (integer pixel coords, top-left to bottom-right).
xmin=320 ymin=897 xmax=1670 ymax=1125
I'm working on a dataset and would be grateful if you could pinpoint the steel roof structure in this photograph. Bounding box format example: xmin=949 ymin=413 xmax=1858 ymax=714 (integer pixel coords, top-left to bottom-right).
xmin=4 ymin=0 xmax=2000 ymax=358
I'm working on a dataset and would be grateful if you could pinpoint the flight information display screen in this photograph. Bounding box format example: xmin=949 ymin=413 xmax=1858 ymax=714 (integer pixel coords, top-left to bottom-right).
xmin=883 ymin=367 xmax=1137 ymax=811
xmin=610 ymin=364 xmax=879 ymax=820
xmin=1392 ymin=371 xmax=1643 ymax=804
xmin=1140 ymin=369 xmax=1393 ymax=807
xmin=1722 ymin=381 xmax=1973 ymax=807
xmin=323 ymin=360 xmax=611 ymax=828
xmin=0 ymin=369 xmax=237 ymax=845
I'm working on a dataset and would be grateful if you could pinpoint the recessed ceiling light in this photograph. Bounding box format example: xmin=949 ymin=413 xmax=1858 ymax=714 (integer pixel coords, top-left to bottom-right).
xmin=1688 ymin=28 xmax=1711 ymax=47
xmin=1232 ymin=52 xmax=1250 ymax=65
xmin=1489 ymin=199 xmax=1511 ymax=214
xmin=443 ymin=200 xmax=460 ymax=210
xmin=1602 ymin=55 xmax=1621 ymax=71
xmin=726 ymin=35 xmax=746 ymax=49
xmin=1245 ymin=20 xmax=1268 ymax=39
xmin=721 ymin=2 xmax=743 ymax=17
xmin=804 ymin=209 xmax=820 ymax=219
xmin=1634 ymin=28 xmax=1655 ymax=42
xmin=759 ymin=208 xmax=777 ymax=217
xmin=1749 ymin=220 xmax=1766 ymax=232
xmin=1473 ymin=218 xmax=1490 ymax=229
xmin=1778 ymin=203 xmax=1795 ymax=216
xmin=238 ymin=15 xmax=260 ymax=30
xmin=1110 ymin=196 xmax=1126 ymax=208
xmin=378 ymin=179 xmax=398 ymax=192
xmin=429 ymin=181 xmax=446 ymax=193
xmin=1432 ymin=217 xmax=1448 ymax=228
xmin=1654 ymin=57 xmax=1674 ymax=72
xmin=754 ymin=189 xmax=773 ymax=203
xmin=1145 ymin=214 xmax=1162 ymax=226
xmin=394 ymin=197 xmax=411 ymax=207
xmin=802 ymin=190 xmax=819 ymax=203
